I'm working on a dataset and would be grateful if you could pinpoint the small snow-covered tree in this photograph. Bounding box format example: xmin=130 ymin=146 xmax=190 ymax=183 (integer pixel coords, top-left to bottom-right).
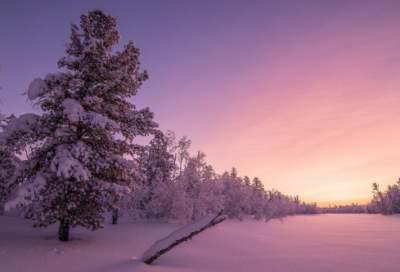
xmin=201 ymin=165 xmax=225 ymax=215
xmin=174 ymin=135 xmax=191 ymax=177
xmin=121 ymin=132 xmax=191 ymax=223
xmin=0 ymin=71 xmax=20 ymax=215
xmin=250 ymin=177 xmax=265 ymax=220
xmin=1 ymin=9 xmax=157 ymax=241
xmin=221 ymin=169 xmax=251 ymax=220
xmin=142 ymin=131 xmax=175 ymax=187
xmin=135 ymin=131 xmax=175 ymax=219
xmin=372 ymin=183 xmax=391 ymax=215
xmin=0 ymin=143 xmax=20 ymax=215
xmin=371 ymin=180 xmax=400 ymax=215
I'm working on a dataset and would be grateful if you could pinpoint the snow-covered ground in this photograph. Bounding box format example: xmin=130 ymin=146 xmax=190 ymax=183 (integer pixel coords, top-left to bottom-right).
xmin=1 ymin=213 xmax=399 ymax=272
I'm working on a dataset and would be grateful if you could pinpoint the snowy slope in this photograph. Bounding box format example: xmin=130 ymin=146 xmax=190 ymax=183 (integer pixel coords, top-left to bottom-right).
xmin=1 ymin=212 xmax=399 ymax=272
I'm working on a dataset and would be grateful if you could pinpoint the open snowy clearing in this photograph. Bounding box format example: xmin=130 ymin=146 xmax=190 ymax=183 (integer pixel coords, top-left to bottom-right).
xmin=1 ymin=213 xmax=399 ymax=272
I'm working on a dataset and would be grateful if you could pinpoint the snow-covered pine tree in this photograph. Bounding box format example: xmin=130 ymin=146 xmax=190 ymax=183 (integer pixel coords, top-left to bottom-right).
xmin=0 ymin=146 xmax=20 ymax=215
xmin=142 ymin=131 xmax=175 ymax=187
xmin=243 ymin=176 xmax=251 ymax=187
xmin=221 ymin=169 xmax=251 ymax=220
xmin=182 ymin=151 xmax=210 ymax=220
xmin=0 ymin=72 xmax=21 ymax=215
xmin=250 ymin=177 xmax=265 ymax=220
xmin=0 ymin=115 xmax=20 ymax=216
xmin=1 ymin=9 xmax=157 ymax=241
xmin=175 ymin=135 xmax=191 ymax=177
xmin=201 ymin=164 xmax=224 ymax=215
xmin=133 ymin=130 xmax=175 ymax=219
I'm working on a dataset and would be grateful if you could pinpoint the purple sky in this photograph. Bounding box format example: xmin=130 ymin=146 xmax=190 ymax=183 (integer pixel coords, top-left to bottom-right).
xmin=1 ymin=0 xmax=400 ymax=206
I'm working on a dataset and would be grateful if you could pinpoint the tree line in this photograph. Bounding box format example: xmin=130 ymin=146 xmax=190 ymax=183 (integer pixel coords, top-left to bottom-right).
xmin=115 ymin=130 xmax=319 ymax=225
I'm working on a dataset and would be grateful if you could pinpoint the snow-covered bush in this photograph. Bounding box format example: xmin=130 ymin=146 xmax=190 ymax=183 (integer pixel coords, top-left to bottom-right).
xmin=1 ymin=9 xmax=157 ymax=241
xmin=371 ymin=180 xmax=400 ymax=215
xmin=365 ymin=201 xmax=380 ymax=214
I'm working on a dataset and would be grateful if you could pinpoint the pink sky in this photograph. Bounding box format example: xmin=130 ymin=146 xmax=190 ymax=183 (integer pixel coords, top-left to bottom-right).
xmin=1 ymin=0 xmax=400 ymax=206
xmin=156 ymin=0 xmax=400 ymax=206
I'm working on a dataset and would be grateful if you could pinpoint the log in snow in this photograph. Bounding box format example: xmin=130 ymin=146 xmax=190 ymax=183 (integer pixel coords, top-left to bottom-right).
xmin=142 ymin=210 xmax=227 ymax=264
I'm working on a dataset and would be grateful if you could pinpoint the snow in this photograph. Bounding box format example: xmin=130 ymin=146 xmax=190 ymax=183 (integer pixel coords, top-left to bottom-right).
xmin=83 ymin=96 xmax=103 ymax=105
xmin=4 ymin=173 xmax=49 ymax=211
xmin=50 ymin=145 xmax=91 ymax=181
xmin=44 ymin=73 xmax=65 ymax=82
xmin=71 ymin=21 xmax=79 ymax=29
xmin=92 ymin=178 xmax=130 ymax=195
xmin=61 ymin=99 xmax=84 ymax=122
xmin=27 ymin=78 xmax=48 ymax=100
xmin=60 ymin=99 xmax=119 ymax=128
xmin=1 ymin=214 xmax=399 ymax=272
xmin=83 ymin=38 xmax=103 ymax=52
xmin=89 ymin=112 xmax=119 ymax=129
xmin=0 ymin=113 xmax=40 ymax=140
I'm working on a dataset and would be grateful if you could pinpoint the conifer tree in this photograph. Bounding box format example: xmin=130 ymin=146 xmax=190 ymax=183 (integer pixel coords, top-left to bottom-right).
xmin=142 ymin=131 xmax=175 ymax=187
xmin=0 ymin=71 xmax=20 ymax=215
xmin=1 ymin=9 xmax=157 ymax=241
xmin=243 ymin=176 xmax=251 ymax=187
xmin=0 ymin=148 xmax=20 ymax=215
xmin=134 ymin=131 xmax=175 ymax=219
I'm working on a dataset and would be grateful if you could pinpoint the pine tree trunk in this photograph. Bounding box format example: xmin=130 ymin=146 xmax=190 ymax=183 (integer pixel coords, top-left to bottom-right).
xmin=112 ymin=209 xmax=118 ymax=224
xmin=58 ymin=218 xmax=70 ymax=242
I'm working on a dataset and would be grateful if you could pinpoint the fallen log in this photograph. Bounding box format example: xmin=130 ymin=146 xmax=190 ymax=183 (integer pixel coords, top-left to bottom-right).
xmin=142 ymin=210 xmax=227 ymax=265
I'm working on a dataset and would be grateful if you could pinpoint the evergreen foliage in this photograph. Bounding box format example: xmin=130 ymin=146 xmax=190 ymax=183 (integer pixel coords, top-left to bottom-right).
xmin=0 ymin=73 xmax=20 ymax=215
xmin=1 ymin=9 xmax=157 ymax=241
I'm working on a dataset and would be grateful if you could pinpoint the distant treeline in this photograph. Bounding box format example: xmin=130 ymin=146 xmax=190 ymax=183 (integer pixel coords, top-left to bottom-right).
xmin=320 ymin=179 xmax=400 ymax=215
xmin=321 ymin=203 xmax=369 ymax=214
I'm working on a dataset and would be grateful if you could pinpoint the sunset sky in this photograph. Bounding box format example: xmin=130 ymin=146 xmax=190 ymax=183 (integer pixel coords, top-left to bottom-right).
xmin=1 ymin=0 xmax=400 ymax=206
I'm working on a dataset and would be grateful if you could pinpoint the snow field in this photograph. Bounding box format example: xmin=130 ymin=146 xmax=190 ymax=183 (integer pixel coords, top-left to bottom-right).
xmin=0 ymin=213 xmax=399 ymax=272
